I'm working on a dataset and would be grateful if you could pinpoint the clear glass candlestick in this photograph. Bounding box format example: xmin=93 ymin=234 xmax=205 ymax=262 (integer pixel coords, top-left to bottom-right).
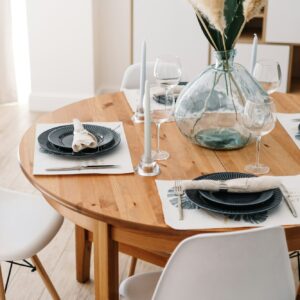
xmin=135 ymin=155 xmax=160 ymax=177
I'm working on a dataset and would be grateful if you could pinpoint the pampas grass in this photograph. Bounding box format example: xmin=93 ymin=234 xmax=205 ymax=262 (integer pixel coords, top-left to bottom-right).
xmin=243 ymin=0 xmax=267 ymax=21
xmin=190 ymin=0 xmax=226 ymax=33
xmin=189 ymin=0 xmax=267 ymax=51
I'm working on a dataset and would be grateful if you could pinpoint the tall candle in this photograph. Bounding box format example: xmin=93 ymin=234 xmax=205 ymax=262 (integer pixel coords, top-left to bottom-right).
xmin=139 ymin=41 xmax=146 ymax=109
xmin=250 ymin=33 xmax=258 ymax=75
xmin=144 ymin=80 xmax=152 ymax=163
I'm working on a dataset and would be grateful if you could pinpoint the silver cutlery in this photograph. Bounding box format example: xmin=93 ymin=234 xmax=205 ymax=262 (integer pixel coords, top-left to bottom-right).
xmin=46 ymin=164 xmax=119 ymax=171
xmin=280 ymin=184 xmax=298 ymax=218
xmin=174 ymin=180 xmax=184 ymax=221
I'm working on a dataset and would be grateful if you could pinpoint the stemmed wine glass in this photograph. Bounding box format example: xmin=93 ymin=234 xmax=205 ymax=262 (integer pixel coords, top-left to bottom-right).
xmin=253 ymin=59 xmax=282 ymax=94
xmin=154 ymin=55 xmax=182 ymax=113
xmin=152 ymin=55 xmax=182 ymax=160
xmin=241 ymin=98 xmax=277 ymax=174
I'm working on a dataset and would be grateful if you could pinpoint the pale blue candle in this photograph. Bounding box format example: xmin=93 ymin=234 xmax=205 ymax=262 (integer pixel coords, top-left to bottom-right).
xmin=250 ymin=34 xmax=258 ymax=75
xmin=139 ymin=41 xmax=146 ymax=109
xmin=144 ymin=80 xmax=152 ymax=163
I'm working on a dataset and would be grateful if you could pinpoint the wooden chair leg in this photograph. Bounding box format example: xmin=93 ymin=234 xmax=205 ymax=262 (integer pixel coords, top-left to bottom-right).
xmin=75 ymin=225 xmax=92 ymax=283
xmin=31 ymin=255 xmax=60 ymax=300
xmin=0 ymin=264 xmax=5 ymax=300
xmin=128 ymin=257 xmax=138 ymax=277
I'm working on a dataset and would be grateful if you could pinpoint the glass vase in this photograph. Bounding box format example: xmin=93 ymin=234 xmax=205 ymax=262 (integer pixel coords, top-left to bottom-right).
xmin=174 ymin=49 xmax=268 ymax=150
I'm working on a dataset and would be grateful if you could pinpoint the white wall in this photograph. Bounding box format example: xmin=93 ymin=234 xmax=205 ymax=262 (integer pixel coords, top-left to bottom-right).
xmin=133 ymin=0 xmax=209 ymax=81
xmin=27 ymin=0 xmax=95 ymax=111
xmin=93 ymin=0 xmax=131 ymax=94
xmin=266 ymin=0 xmax=300 ymax=44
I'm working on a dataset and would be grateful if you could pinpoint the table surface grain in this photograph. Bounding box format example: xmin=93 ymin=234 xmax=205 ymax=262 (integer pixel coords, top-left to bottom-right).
xmin=18 ymin=92 xmax=300 ymax=232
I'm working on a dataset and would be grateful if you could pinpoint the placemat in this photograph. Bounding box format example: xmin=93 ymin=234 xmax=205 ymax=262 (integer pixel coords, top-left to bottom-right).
xmin=123 ymin=88 xmax=175 ymax=123
xmin=33 ymin=122 xmax=134 ymax=175
xmin=156 ymin=175 xmax=300 ymax=230
xmin=277 ymin=113 xmax=300 ymax=150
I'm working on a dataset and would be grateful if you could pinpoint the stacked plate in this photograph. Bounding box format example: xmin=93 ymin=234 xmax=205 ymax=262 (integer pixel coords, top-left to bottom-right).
xmin=185 ymin=172 xmax=282 ymax=216
xmin=38 ymin=124 xmax=121 ymax=158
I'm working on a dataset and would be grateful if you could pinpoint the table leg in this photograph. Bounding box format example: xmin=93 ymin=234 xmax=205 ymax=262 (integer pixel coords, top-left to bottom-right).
xmin=93 ymin=221 xmax=119 ymax=300
xmin=75 ymin=225 xmax=92 ymax=283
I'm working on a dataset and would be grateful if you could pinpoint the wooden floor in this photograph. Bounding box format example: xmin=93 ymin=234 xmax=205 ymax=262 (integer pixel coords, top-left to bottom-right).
xmin=0 ymin=103 xmax=160 ymax=299
xmin=0 ymin=101 xmax=299 ymax=299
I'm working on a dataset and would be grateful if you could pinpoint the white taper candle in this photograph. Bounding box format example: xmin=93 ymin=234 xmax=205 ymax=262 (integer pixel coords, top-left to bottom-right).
xmin=144 ymin=80 xmax=152 ymax=163
xmin=139 ymin=40 xmax=146 ymax=109
xmin=250 ymin=33 xmax=258 ymax=75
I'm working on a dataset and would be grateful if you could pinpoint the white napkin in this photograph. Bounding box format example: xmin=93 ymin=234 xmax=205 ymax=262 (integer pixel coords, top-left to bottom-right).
xmin=181 ymin=176 xmax=281 ymax=193
xmin=72 ymin=119 xmax=97 ymax=152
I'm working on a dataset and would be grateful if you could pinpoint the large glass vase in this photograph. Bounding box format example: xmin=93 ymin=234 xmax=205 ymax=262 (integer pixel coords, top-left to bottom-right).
xmin=174 ymin=49 xmax=268 ymax=150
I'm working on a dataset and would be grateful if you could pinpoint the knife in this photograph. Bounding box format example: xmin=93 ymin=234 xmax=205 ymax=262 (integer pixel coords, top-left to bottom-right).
xmin=280 ymin=184 xmax=298 ymax=218
xmin=46 ymin=164 xmax=119 ymax=171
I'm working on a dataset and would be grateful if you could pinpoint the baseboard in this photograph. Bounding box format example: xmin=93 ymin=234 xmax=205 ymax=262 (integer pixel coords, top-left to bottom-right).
xmin=95 ymin=86 xmax=119 ymax=95
xmin=29 ymin=93 xmax=96 ymax=112
xmin=29 ymin=87 xmax=121 ymax=112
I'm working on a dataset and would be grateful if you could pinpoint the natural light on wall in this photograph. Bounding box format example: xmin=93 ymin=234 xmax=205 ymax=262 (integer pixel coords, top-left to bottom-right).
xmin=10 ymin=0 xmax=31 ymax=104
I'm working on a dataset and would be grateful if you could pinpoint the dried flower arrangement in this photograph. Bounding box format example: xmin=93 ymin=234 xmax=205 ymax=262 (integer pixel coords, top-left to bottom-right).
xmin=188 ymin=0 xmax=267 ymax=51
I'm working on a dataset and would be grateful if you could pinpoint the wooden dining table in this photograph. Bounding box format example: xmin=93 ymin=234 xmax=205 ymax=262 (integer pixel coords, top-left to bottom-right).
xmin=19 ymin=92 xmax=300 ymax=299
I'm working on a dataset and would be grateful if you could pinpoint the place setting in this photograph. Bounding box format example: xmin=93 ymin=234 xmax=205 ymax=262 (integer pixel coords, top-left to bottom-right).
xmin=156 ymin=172 xmax=300 ymax=230
xmin=33 ymin=119 xmax=134 ymax=175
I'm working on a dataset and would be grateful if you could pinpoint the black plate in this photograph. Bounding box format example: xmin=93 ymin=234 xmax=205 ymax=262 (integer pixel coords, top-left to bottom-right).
xmin=153 ymin=82 xmax=187 ymax=105
xmin=38 ymin=127 xmax=121 ymax=158
xmin=186 ymin=189 xmax=282 ymax=215
xmin=153 ymin=94 xmax=178 ymax=105
xmin=198 ymin=172 xmax=274 ymax=207
xmin=185 ymin=173 xmax=282 ymax=215
xmin=48 ymin=124 xmax=115 ymax=150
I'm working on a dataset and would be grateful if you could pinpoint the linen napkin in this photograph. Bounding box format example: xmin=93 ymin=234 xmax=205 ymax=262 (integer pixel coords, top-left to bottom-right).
xmin=72 ymin=119 xmax=97 ymax=152
xmin=181 ymin=176 xmax=281 ymax=193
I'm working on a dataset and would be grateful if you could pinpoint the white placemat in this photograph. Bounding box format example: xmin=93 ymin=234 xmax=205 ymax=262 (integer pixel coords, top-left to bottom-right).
xmin=277 ymin=113 xmax=300 ymax=149
xmin=123 ymin=88 xmax=168 ymax=113
xmin=33 ymin=122 xmax=134 ymax=175
xmin=156 ymin=176 xmax=300 ymax=230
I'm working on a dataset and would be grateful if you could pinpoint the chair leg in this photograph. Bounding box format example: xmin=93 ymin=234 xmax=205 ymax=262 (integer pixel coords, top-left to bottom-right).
xmin=128 ymin=257 xmax=138 ymax=277
xmin=0 ymin=264 xmax=5 ymax=300
xmin=31 ymin=255 xmax=60 ymax=300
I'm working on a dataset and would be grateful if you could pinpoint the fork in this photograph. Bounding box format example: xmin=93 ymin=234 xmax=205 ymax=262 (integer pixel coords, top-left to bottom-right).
xmin=174 ymin=180 xmax=184 ymax=220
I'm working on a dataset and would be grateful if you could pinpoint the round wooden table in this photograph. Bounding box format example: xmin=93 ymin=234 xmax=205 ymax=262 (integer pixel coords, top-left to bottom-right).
xmin=19 ymin=92 xmax=300 ymax=300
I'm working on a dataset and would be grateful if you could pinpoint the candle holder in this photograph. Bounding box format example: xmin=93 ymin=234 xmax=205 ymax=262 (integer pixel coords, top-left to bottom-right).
xmin=135 ymin=155 xmax=160 ymax=176
xmin=131 ymin=105 xmax=144 ymax=123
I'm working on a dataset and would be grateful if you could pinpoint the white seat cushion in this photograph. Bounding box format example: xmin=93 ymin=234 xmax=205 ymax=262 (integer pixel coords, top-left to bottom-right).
xmin=119 ymin=271 xmax=162 ymax=300
xmin=0 ymin=187 xmax=63 ymax=261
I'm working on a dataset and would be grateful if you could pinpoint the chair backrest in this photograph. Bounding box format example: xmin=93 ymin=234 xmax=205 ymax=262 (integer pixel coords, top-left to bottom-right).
xmin=120 ymin=62 xmax=156 ymax=90
xmin=152 ymin=226 xmax=295 ymax=300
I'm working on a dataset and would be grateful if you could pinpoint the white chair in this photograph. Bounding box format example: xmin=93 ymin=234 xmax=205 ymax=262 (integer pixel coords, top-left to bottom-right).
xmin=0 ymin=187 xmax=64 ymax=300
xmin=121 ymin=62 xmax=156 ymax=90
xmin=120 ymin=226 xmax=296 ymax=300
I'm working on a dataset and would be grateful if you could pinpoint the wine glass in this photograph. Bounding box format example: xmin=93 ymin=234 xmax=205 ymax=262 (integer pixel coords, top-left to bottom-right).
xmin=242 ymin=98 xmax=277 ymax=174
xmin=150 ymin=91 xmax=174 ymax=160
xmin=154 ymin=55 xmax=182 ymax=112
xmin=152 ymin=55 xmax=182 ymax=161
xmin=253 ymin=59 xmax=282 ymax=94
